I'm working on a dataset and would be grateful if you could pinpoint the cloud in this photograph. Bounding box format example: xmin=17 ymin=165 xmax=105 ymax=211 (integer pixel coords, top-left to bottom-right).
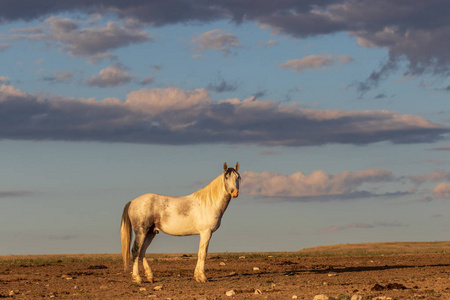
xmin=0 ymin=43 xmax=12 ymax=51
xmin=42 ymin=71 xmax=73 ymax=83
xmin=9 ymin=16 xmax=151 ymax=62
xmin=46 ymin=234 xmax=79 ymax=240
xmin=140 ymin=76 xmax=154 ymax=86
xmin=0 ymin=190 xmax=32 ymax=198
xmin=241 ymin=169 xmax=399 ymax=201
xmin=0 ymin=84 xmax=448 ymax=146
xmin=430 ymin=145 xmax=450 ymax=151
xmin=207 ymin=80 xmax=238 ymax=93
xmin=2 ymin=1 xmax=450 ymax=87
xmin=87 ymin=65 xmax=133 ymax=87
xmin=432 ymin=183 xmax=450 ymax=199
xmin=321 ymin=221 xmax=406 ymax=233
xmin=0 ymin=76 xmax=9 ymax=84
xmin=409 ymin=171 xmax=450 ymax=185
xmin=192 ymin=29 xmax=242 ymax=56
xmin=280 ymin=53 xmax=352 ymax=72
xmin=259 ymin=39 xmax=278 ymax=48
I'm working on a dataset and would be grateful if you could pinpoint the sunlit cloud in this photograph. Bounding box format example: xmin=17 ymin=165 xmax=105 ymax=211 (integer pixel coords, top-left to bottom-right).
xmin=0 ymin=84 xmax=448 ymax=146
xmin=8 ymin=16 xmax=152 ymax=62
xmin=409 ymin=171 xmax=450 ymax=185
xmin=87 ymin=65 xmax=134 ymax=87
xmin=241 ymin=169 xmax=401 ymax=201
xmin=430 ymin=145 xmax=450 ymax=151
xmin=280 ymin=53 xmax=352 ymax=73
xmin=432 ymin=183 xmax=450 ymax=199
xmin=191 ymin=29 xmax=242 ymax=56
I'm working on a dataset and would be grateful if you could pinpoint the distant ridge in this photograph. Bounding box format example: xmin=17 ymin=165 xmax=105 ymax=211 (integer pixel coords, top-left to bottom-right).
xmin=300 ymin=241 xmax=450 ymax=256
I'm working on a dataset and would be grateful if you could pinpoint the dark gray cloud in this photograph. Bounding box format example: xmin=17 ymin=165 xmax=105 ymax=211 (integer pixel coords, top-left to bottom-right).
xmin=0 ymin=84 xmax=447 ymax=146
xmin=46 ymin=234 xmax=79 ymax=240
xmin=42 ymin=71 xmax=73 ymax=84
xmin=207 ymin=80 xmax=238 ymax=93
xmin=321 ymin=221 xmax=407 ymax=233
xmin=0 ymin=190 xmax=32 ymax=198
xmin=3 ymin=0 xmax=448 ymax=89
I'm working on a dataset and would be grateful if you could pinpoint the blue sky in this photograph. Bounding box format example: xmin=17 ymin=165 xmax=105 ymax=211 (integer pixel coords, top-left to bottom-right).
xmin=1 ymin=1 xmax=449 ymax=255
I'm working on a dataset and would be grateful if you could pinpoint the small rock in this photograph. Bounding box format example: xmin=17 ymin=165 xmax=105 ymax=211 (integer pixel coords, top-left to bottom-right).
xmin=225 ymin=289 xmax=236 ymax=296
xmin=239 ymin=256 xmax=246 ymax=259
xmin=253 ymin=267 xmax=260 ymax=271
xmin=140 ymin=287 xmax=147 ymax=292
xmin=220 ymin=262 xmax=226 ymax=266
xmin=153 ymin=285 xmax=163 ymax=291
xmin=328 ymin=272 xmax=337 ymax=276
xmin=313 ymin=295 xmax=329 ymax=300
xmin=9 ymin=290 xmax=19 ymax=296
xmin=254 ymin=289 xmax=262 ymax=294
xmin=270 ymin=283 xmax=276 ymax=289
xmin=228 ymin=271 xmax=236 ymax=276
xmin=100 ymin=285 xmax=108 ymax=290
xmin=292 ymin=296 xmax=298 ymax=299
xmin=351 ymin=295 xmax=363 ymax=300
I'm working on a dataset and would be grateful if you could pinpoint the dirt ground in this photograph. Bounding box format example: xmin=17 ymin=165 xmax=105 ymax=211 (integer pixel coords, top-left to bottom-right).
xmin=1 ymin=244 xmax=450 ymax=299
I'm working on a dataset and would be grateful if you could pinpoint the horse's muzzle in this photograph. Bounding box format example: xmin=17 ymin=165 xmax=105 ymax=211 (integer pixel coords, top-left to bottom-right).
xmin=231 ymin=189 xmax=239 ymax=198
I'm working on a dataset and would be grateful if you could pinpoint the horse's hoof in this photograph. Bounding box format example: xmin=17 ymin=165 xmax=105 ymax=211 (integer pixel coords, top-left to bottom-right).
xmin=194 ymin=274 xmax=208 ymax=283
xmin=132 ymin=276 xmax=143 ymax=284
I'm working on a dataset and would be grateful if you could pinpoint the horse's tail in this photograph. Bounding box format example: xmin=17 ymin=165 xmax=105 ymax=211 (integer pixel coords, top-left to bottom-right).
xmin=120 ymin=202 xmax=132 ymax=271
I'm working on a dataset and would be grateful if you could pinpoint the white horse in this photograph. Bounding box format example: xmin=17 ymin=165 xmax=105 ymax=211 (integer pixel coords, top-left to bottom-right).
xmin=120 ymin=162 xmax=240 ymax=283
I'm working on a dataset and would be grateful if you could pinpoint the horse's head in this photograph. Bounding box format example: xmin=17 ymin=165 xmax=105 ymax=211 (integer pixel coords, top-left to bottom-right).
xmin=223 ymin=162 xmax=241 ymax=198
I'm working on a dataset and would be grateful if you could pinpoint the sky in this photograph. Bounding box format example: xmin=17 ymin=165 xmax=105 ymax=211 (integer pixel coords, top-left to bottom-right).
xmin=0 ymin=0 xmax=449 ymax=255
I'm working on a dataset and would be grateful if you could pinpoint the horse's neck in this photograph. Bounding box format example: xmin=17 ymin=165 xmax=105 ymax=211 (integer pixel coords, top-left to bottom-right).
xmin=192 ymin=174 xmax=230 ymax=211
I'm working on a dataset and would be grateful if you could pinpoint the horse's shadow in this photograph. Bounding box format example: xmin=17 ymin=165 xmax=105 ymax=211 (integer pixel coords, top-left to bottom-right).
xmin=216 ymin=263 xmax=450 ymax=279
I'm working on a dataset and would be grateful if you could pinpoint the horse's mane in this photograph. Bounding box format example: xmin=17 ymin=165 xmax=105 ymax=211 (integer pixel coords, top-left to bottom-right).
xmin=191 ymin=174 xmax=225 ymax=206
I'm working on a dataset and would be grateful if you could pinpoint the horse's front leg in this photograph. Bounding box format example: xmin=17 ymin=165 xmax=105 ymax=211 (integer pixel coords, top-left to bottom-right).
xmin=194 ymin=230 xmax=212 ymax=283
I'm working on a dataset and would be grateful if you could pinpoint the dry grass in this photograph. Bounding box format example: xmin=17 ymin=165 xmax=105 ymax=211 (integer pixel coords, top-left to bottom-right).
xmin=1 ymin=241 xmax=449 ymax=265
xmin=299 ymin=241 xmax=450 ymax=256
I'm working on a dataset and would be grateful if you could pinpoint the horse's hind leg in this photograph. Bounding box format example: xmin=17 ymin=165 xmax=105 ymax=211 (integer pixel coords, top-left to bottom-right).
xmin=131 ymin=229 xmax=147 ymax=284
xmin=141 ymin=230 xmax=156 ymax=283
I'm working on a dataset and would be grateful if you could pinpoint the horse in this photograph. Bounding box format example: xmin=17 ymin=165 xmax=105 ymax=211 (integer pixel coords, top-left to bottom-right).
xmin=120 ymin=162 xmax=241 ymax=283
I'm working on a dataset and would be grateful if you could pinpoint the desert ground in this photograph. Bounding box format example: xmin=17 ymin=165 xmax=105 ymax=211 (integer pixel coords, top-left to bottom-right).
xmin=1 ymin=241 xmax=449 ymax=299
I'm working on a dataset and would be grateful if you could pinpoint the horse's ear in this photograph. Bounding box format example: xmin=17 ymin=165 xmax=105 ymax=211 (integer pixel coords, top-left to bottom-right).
xmin=235 ymin=162 xmax=239 ymax=172
xmin=223 ymin=162 xmax=228 ymax=171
